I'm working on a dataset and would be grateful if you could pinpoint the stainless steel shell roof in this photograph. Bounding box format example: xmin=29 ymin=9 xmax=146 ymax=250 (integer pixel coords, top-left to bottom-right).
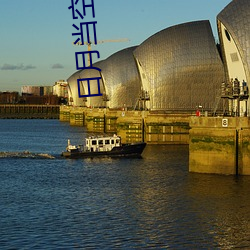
xmin=68 ymin=47 xmax=141 ymax=109
xmin=67 ymin=61 xmax=105 ymax=107
xmin=133 ymin=20 xmax=225 ymax=111
xmin=67 ymin=70 xmax=85 ymax=106
xmin=217 ymin=0 xmax=250 ymax=84
xmin=100 ymin=46 xmax=141 ymax=109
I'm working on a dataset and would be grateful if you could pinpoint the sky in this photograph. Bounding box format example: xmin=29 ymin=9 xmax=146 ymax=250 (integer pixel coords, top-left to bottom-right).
xmin=0 ymin=0 xmax=232 ymax=92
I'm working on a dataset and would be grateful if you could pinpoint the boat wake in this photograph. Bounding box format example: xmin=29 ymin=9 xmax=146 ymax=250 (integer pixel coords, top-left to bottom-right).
xmin=0 ymin=151 xmax=55 ymax=159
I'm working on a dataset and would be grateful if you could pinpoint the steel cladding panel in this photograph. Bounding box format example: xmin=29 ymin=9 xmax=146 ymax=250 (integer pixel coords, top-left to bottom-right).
xmin=134 ymin=20 xmax=225 ymax=111
xmin=67 ymin=61 xmax=104 ymax=107
xmin=217 ymin=0 xmax=250 ymax=84
xmin=67 ymin=70 xmax=85 ymax=106
xmin=100 ymin=46 xmax=141 ymax=109
xmin=78 ymin=60 xmax=105 ymax=107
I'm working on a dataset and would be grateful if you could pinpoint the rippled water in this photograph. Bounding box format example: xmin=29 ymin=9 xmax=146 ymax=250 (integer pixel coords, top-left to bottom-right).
xmin=0 ymin=119 xmax=250 ymax=249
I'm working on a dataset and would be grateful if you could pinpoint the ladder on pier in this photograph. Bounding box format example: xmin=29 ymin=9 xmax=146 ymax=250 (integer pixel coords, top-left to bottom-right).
xmin=212 ymin=89 xmax=222 ymax=116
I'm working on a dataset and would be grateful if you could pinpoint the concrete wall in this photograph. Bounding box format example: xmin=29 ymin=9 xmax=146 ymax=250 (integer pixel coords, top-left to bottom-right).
xmin=84 ymin=109 xmax=105 ymax=133
xmin=116 ymin=111 xmax=144 ymax=143
xmin=189 ymin=117 xmax=250 ymax=175
xmin=145 ymin=114 xmax=189 ymax=144
xmin=240 ymin=128 xmax=250 ymax=175
xmin=59 ymin=106 xmax=71 ymax=122
xmin=59 ymin=106 xmax=190 ymax=144
xmin=60 ymin=107 xmax=250 ymax=175
xmin=0 ymin=105 xmax=59 ymax=119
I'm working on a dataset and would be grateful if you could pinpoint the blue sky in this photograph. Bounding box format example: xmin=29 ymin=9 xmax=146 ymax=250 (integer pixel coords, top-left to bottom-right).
xmin=0 ymin=0 xmax=232 ymax=92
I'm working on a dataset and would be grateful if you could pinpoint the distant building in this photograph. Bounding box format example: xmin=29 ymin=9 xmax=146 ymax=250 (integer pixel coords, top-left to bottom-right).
xmin=43 ymin=86 xmax=53 ymax=96
xmin=52 ymin=80 xmax=68 ymax=98
xmin=0 ymin=92 xmax=19 ymax=104
xmin=20 ymin=85 xmax=59 ymax=105
xmin=21 ymin=86 xmax=40 ymax=96
xmin=21 ymin=86 xmax=53 ymax=96
xmin=22 ymin=95 xmax=59 ymax=105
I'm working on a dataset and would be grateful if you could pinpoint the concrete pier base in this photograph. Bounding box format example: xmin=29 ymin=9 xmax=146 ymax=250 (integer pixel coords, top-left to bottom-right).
xmin=116 ymin=111 xmax=144 ymax=143
xmin=59 ymin=106 xmax=71 ymax=122
xmin=59 ymin=106 xmax=190 ymax=144
xmin=61 ymin=107 xmax=250 ymax=175
xmin=189 ymin=117 xmax=250 ymax=175
xmin=145 ymin=114 xmax=189 ymax=144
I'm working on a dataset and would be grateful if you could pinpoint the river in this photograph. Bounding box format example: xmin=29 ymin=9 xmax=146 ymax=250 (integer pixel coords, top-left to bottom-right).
xmin=0 ymin=119 xmax=249 ymax=249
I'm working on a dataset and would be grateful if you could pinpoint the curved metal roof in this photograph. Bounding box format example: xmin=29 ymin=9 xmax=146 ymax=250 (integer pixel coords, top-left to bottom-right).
xmin=67 ymin=61 xmax=105 ymax=107
xmin=217 ymin=0 xmax=250 ymax=83
xmin=67 ymin=47 xmax=141 ymax=109
xmin=133 ymin=20 xmax=225 ymax=111
xmin=100 ymin=46 xmax=141 ymax=109
xmin=67 ymin=70 xmax=85 ymax=106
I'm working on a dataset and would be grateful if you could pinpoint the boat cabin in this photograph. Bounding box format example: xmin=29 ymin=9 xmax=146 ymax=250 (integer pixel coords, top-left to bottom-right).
xmin=85 ymin=135 xmax=121 ymax=152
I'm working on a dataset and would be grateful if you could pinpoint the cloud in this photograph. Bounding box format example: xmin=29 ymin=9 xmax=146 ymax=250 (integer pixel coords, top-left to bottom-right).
xmin=23 ymin=64 xmax=36 ymax=70
xmin=1 ymin=63 xmax=36 ymax=70
xmin=51 ymin=63 xmax=64 ymax=69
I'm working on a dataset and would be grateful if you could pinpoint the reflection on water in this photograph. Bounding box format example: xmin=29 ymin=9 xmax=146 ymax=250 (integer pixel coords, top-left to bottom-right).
xmin=186 ymin=174 xmax=250 ymax=249
xmin=0 ymin=120 xmax=250 ymax=249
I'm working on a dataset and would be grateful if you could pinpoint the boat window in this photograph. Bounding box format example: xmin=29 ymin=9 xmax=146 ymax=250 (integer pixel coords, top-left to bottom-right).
xmin=111 ymin=139 xmax=114 ymax=144
xmin=92 ymin=140 xmax=97 ymax=145
xmin=116 ymin=139 xmax=120 ymax=144
xmin=105 ymin=140 xmax=110 ymax=144
xmin=98 ymin=140 xmax=103 ymax=145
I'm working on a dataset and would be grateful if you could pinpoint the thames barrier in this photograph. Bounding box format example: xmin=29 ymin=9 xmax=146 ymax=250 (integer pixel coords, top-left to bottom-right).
xmin=59 ymin=106 xmax=190 ymax=144
xmin=59 ymin=106 xmax=250 ymax=176
xmin=1 ymin=0 xmax=247 ymax=176
xmin=63 ymin=0 xmax=250 ymax=175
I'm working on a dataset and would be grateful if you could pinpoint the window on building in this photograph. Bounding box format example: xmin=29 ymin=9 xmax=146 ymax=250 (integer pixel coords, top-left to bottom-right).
xmin=225 ymin=29 xmax=231 ymax=42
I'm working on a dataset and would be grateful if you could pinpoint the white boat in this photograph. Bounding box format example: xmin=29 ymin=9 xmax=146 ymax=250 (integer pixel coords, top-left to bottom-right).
xmin=62 ymin=134 xmax=146 ymax=158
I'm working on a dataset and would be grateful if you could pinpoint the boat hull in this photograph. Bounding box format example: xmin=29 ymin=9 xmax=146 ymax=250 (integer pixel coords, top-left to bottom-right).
xmin=62 ymin=142 xmax=146 ymax=159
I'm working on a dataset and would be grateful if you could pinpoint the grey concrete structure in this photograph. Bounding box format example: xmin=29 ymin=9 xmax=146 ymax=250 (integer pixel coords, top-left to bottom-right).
xmin=133 ymin=20 xmax=225 ymax=111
